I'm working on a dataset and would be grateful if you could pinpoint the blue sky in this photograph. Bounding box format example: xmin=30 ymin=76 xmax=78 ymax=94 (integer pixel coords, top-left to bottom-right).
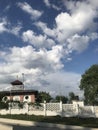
xmin=0 ymin=0 xmax=98 ymax=98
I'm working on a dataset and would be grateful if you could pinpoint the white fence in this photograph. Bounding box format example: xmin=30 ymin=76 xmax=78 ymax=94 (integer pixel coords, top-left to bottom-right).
xmin=1 ymin=101 xmax=98 ymax=117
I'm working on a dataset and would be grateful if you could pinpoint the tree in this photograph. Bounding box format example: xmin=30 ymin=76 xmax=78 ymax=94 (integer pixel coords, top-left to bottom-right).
xmin=37 ymin=91 xmax=52 ymax=103
xmin=0 ymin=93 xmax=5 ymax=101
xmin=79 ymin=64 xmax=98 ymax=105
xmin=55 ymin=95 xmax=68 ymax=103
xmin=0 ymin=93 xmax=9 ymax=109
xmin=69 ymin=92 xmax=79 ymax=103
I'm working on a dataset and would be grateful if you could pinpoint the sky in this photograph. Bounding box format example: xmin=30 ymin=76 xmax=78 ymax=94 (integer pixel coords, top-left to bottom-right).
xmin=0 ymin=0 xmax=98 ymax=98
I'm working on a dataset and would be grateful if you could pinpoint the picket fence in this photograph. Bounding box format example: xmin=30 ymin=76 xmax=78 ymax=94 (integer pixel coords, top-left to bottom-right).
xmin=0 ymin=101 xmax=98 ymax=117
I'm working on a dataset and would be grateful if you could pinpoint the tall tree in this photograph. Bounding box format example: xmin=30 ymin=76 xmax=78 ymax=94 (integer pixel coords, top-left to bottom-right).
xmin=79 ymin=64 xmax=98 ymax=105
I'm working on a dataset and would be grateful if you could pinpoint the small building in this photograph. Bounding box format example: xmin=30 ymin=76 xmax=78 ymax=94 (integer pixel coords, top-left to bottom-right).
xmin=0 ymin=79 xmax=38 ymax=103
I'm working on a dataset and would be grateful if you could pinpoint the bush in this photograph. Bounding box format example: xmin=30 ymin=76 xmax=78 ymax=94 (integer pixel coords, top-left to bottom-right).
xmin=0 ymin=101 xmax=8 ymax=109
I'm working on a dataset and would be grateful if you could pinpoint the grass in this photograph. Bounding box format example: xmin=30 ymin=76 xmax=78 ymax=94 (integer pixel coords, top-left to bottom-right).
xmin=0 ymin=114 xmax=98 ymax=128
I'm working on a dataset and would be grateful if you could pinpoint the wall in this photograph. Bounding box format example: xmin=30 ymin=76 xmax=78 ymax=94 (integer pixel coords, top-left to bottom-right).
xmin=0 ymin=101 xmax=98 ymax=118
xmin=5 ymin=94 xmax=35 ymax=103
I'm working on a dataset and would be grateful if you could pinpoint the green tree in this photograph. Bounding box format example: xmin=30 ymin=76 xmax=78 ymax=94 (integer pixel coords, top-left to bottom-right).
xmin=69 ymin=92 xmax=79 ymax=103
xmin=55 ymin=95 xmax=68 ymax=103
xmin=37 ymin=91 xmax=52 ymax=103
xmin=79 ymin=64 xmax=98 ymax=105
xmin=0 ymin=93 xmax=9 ymax=109
xmin=0 ymin=93 xmax=5 ymax=101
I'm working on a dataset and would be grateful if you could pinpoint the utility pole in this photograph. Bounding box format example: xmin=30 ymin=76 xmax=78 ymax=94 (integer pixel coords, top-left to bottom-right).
xmin=22 ymin=73 xmax=24 ymax=90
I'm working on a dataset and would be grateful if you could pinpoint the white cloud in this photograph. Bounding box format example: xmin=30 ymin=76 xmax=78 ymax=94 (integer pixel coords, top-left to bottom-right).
xmin=0 ymin=45 xmax=66 ymax=94
xmin=20 ymin=45 xmax=63 ymax=71
xmin=35 ymin=0 xmax=98 ymax=55
xmin=0 ymin=17 xmax=22 ymax=36
xmin=89 ymin=33 xmax=98 ymax=40
xmin=22 ymin=30 xmax=55 ymax=49
xmin=35 ymin=21 xmax=56 ymax=38
xmin=55 ymin=8 xmax=96 ymax=42
xmin=87 ymin=0 xmax=98 ymax=8
xmin=0 ymin=0 xmax=98 ymax=98
xmin=67 ymin=34 xmax=90 ymax=53
xmin=43 ymin=0 xmax=60 ymax=11
xmin=43 ymin=0 xmax=51 ymax=7
xmin=56 ymin=0 xmax=98 ymax=53
xmin=0 ymin=18 xmax=8 ymax=33
xmin=10 ymin=23 xmax=22 ymax=36
xmin=14 ymin=70 xmax=81 ymax=97
xmin=47 ymin=45 xmax=64 ymax=70
xmin=18 ymin=2 xmax=43 ymax=20
xmin=1 ymin=45 xmax=63 ymax=74
xmin=52 ymin=4 xmax=61 ymax=11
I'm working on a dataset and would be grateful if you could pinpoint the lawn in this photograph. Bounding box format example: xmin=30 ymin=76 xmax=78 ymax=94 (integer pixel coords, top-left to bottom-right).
xmin=0 ymin=114 xmax=98 ymax=128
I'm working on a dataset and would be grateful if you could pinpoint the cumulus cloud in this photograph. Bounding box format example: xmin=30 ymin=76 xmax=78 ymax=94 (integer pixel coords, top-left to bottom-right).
xmin=22 ymin=30 xmax=55 ymax=49
xmin=17 ymin=2 xmax=43 ymax=20
xmin=0 ymin=44 xmax=82 ymax=97
xmin=35 ymin=0 xmax=98 ymax=55
xmin=0 ymin=45 xmax=70 ymax=95
xmin=35 ymin=21 xmax=56 ymax=38
xmin=89 ymin=32 xmax=98 ymax=40
xmin=1 ymin=0 xmax=98 ymax=98
xmin=55 ymin=9 xmax=96 ymax=42
xmin=67 ymin=34 xmax=90 ymax=53
xmin=0 ymin=45 xmax=63 ymax=75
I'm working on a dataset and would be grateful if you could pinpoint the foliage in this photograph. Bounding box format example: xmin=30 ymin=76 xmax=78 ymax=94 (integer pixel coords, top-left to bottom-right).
xmin=37 ymin=91 xmax=52 ymax=103
xmin=0 ymin=101 xmax=9 ymax=109
xmin=3 ymin=96 xmax=8 ymax=102
xmin=0 ymin=94 xmax=9 ymax=109
xmin=69 ymin=92 xmax=79 ymax=103
xmin=79 ymin=64 xmax=98 ymax=105
xmin=55 ymin=95 xmax=68 ymax=103
xmin=18 ymin=102 xmax=24 ymax=109
xmin=0 ymin=93 xmax=6 ymax=101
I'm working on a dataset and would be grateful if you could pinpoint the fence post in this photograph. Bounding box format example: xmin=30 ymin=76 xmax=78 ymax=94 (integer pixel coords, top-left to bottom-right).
xmin=92 ymin=106 xmax=95 ymax=117
xmin=44 ymin=100 xmax=46 ymax=116
xmin=60 ymin=101 xmax=63 ymax=117
xmin=76 ymin=104 xmax=79 ymax=117
xmin=9 ymin=102 xmax=11 ymax=115
xmin=92 ymin=106 xmax=94 ymax=113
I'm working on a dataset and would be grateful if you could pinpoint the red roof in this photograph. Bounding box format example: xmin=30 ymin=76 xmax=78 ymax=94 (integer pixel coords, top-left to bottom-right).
xmin=11 ymin=80 xmax=23 ymax=85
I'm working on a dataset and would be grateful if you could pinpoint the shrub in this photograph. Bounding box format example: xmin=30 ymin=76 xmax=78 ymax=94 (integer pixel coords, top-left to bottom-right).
xmin=0 ymin=101 xmax=8 ymax=109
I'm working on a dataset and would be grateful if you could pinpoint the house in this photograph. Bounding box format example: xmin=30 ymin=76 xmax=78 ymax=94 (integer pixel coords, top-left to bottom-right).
xmin=0 ymin=79 xmax=38 ymax=103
